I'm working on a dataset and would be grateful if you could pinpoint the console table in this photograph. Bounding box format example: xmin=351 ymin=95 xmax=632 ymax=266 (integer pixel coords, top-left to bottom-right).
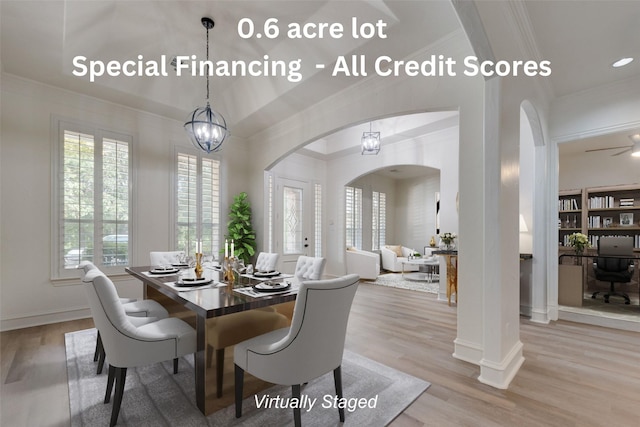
xmin=433 ymin=250 xmax=457 ymax=305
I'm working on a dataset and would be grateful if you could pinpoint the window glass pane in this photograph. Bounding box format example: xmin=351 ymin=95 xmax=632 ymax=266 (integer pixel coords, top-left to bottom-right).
xmin=283 ymin=185 xmax=303 ymax=254
xmin=345 ymin=186 xmax=362 ymax=249
xmin=102 ymin=139 xmax=130 ymax=266
xmin=314 ymin=183 xmax=322 ymax=257
xmin=175 ymin=152 xmax=220 ymax=258
xmin=59 ymin=128 xmax=131 ymax=273
xmin=176 ymin=153 xmax=198 ymax=253
xmin=62 ymin=130 xmax=95 ymax=268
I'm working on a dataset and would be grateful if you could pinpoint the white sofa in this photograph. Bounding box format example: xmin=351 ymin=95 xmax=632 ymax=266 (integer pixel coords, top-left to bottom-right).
xmin=380 ymin=245 xmax=420 ymax=272
xmin=345 ymin=248 xmax=380 ymax=280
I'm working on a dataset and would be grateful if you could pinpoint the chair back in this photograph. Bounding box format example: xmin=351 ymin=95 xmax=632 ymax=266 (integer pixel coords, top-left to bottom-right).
xmin=255 ymin=252 xmax=279 ymax=272
xmin=598 ymin=236 xmax=633 ymax=256
xmin=595 ymin=236 xmax=634 ymax=275
xmin=83 ymin=269 xmax=187 ymax=368
xmin=150 ymin=251 xmax=184 ymax=267
xmin=243 ymin=274 xmax=359 ymax=384
xmin=77 ymin=261 xmax=98 ymax=280
xmin=294 ymin=256 xmax=326 ymax=280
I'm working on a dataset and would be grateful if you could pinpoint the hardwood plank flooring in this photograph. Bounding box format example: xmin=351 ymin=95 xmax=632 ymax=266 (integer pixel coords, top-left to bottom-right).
xmin=2 ymin=283 xmax=639 ymax=426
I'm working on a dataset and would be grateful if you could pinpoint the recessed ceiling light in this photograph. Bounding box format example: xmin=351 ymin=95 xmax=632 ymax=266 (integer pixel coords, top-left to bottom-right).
xmin=612 ymin=57 xmax=634 ymax=68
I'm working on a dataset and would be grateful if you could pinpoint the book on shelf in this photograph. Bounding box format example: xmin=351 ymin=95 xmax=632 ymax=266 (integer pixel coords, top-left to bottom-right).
xmin=588 ymin=196 xmax=614 ymax=209
xmin=558 ymin=198 xmax=579 ymax=211
xmin=619 ymin=198 xmax=635 ymax=207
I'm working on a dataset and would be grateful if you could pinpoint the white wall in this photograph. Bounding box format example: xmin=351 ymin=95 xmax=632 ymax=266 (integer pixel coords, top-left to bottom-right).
xmin=559 ymin=151 xmax=640 ymax=190
xmin=0 ymin=74 xmax=250 ymax=330
xmin=393 ymin=173 xmax=441 ymax=253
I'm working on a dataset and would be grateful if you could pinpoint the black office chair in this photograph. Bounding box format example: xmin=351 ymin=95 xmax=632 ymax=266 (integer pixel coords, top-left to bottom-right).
xmin=592 ymin=236 xmax=635 ymax=304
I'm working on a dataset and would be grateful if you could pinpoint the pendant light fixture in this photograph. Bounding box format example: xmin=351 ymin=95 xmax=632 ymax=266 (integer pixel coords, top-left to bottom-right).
xmin=361 ymin=122 xmax=381 ymax=155
xmin=184 ymin=17 xmax=230 ymax=153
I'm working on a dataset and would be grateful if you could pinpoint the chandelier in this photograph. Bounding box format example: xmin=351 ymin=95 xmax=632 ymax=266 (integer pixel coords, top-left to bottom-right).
xmin=361 ymin=122 xmax=381 ymax=155
xmin=184 ymin=17 xmax=230 ymax=153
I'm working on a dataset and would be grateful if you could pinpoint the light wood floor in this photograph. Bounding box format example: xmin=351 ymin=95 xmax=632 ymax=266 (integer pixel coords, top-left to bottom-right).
xmin=2 ymin=282 xmax=639 ymax=426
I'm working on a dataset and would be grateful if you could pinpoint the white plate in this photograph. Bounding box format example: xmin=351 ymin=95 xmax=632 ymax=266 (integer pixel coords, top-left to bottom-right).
xmin=149 ymin=268 xmax=179 ymax=274
xmin=254 ymin=282 xmax=290 ymax=292
xmin=176 ymin=278 xmax=212 ymax=287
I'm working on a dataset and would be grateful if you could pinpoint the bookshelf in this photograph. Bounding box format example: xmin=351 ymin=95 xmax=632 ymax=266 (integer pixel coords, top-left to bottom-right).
xmin=559 ymin=185 xmax=640 ymax=252
xmin=585 ymin=184 xmax=640 ymax=251
xmin=558 ymin=189 xmax=583 ymax=248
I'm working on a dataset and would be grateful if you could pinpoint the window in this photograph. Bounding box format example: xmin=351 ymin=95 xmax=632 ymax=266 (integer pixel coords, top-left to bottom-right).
xmin=345 ymin=186 xmax=362 ymax=249
xmin=175 ymin=151 xmax=221 ymax=258
xmin=54 ymin=121 xmax=132 ymax=278
xmin=314 ymin=183 xmax=322 ymax=257
xmin=283 ymin=185 xmax=303 ymax=254
xmin=372 ymin=191 xmax=387 ymax=250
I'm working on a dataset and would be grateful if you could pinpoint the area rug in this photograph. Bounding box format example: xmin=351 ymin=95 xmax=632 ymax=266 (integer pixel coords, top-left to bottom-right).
xmin=372 ymin=273 xmax=439 ymax=294
xmin=66 ymin=329 xmax=429 ymax=426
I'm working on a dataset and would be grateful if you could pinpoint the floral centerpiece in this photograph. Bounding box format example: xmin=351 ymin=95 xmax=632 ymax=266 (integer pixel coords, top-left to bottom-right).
xmin=567 ymin=232 xmax=590 ymax=264
xmin=439 ymin=232 xmax=457 ymax=250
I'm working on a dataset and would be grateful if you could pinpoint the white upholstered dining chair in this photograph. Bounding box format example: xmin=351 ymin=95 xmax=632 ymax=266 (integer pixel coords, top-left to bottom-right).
xmin=273 ymin=255 xmax=327 ymax=321
xmin=254 ymin=252 xmax=279 ymax=272
xmin=234 ymin=274 xmax=360 ymax=426
xmin=77 ymin=261 xmax=170 ymax=374
xmin=82 ymin=268 xmax=196 ymax=427
xmin=149 ymin=250 xmax=184 ymax=267
xmin=294 ymin=255 xmax=326 ymax=280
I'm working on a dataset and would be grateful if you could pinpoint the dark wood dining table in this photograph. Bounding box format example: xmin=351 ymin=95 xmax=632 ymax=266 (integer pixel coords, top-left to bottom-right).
xmin=125 ymin=266 xmax=298 ymax=415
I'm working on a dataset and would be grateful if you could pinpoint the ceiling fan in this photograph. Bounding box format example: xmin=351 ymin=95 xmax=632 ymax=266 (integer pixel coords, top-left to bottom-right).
xmin=585 ymin=134 xmax=640 ymax=156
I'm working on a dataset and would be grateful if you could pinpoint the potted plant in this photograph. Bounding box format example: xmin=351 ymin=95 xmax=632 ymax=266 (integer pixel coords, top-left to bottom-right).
xmin=439 ymin=232 xmax=457 ymax=250
xmin=227 ymin=192 xmax=256 ymax=265
xmin=567 ymin=232 xmax=590 ymax=264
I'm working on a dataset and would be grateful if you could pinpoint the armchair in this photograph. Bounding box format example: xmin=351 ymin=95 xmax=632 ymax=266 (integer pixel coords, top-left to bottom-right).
xmin=346 ymin=247 xmax=380 ymax=280
xmin=234 ymin=274 xmax=360 ymax=426
xmin=592 ymin=236 xmax=635 ymax=304
xmin=380 ymin=245 xmax=420 ymax=272
xmin=82 ymin=268 xmax=196 ymax=426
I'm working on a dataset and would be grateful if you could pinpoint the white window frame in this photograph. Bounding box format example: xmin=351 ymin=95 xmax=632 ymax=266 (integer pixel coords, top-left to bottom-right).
xmin=172 ymin=147 xmax=222 ymax=260
xmin=51 ymin=118 xmax=134 ymax=280
xmin=345 ymin=186 xmax=363 ymax=249
xmin=372 ymin=191 xmax=387 ymax=250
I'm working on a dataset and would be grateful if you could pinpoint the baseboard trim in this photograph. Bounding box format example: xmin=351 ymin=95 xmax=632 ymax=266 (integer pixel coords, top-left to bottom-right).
xmin=1 ymin=308 xmax=92 ymax=332
xmin=529 ymin=307 xmax=550 ymax=324
xmin=453 ymin=337 xmax=483 ymax=365
xmin=478 ymin=340 xmax=525 ymax=389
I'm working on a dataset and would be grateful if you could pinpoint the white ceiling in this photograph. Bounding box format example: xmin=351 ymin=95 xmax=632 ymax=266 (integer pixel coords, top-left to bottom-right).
xmin=2 ymin=1 xmax=639 ymax=155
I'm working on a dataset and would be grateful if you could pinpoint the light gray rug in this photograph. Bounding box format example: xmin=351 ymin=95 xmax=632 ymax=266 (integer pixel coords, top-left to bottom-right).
xmin=373 ymin=273 xmax=439 ymax=294
xmin=66 ymin=329 xmax=429 ymax=426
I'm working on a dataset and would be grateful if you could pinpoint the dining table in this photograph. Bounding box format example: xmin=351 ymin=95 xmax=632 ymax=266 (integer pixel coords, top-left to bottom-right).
xmin=125 ymin=266 xmax=299 ymax=415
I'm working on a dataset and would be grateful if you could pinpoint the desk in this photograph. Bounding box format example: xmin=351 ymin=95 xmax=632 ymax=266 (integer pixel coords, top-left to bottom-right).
xmin=433 ymin=250 xmax=457 ymax=306
xmin=126 ymin=266 xmax=298 ymax=415
xmin=558 ymin=253 xmax=640 ymax=307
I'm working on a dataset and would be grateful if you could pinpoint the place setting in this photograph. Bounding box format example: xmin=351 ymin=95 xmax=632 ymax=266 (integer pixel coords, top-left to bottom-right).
xmin=234 ymin=279 xmax=298 ymax=298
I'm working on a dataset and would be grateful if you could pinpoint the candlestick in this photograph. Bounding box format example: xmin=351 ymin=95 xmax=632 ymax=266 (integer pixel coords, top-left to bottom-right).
xmin=194 ymin=252 xmax=203 ymax=279
xmin=231 ymin=239 xmax=234 ymax=258
xmin=224 ymin=239 xmax=228 ymax=258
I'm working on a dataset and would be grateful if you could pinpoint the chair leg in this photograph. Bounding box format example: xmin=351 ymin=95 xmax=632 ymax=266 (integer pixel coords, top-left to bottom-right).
xmin=173 ymin=358 xmax=179 ymax=374
xmin=292 ymin=384 xmax=302 ymax=427
xmin=235 ymin=364 xmax=244 ymax=418
xmin=97 ymin=344 xmax=106 ymax=375
xmin=333 ymin=366 xmax=345 ymax=422
xmin=105 ymin=365 xmax=116 ymax=403
xmin=216 ymin=348 xmax=224 ymax=398
xmin=94 ymin=332 xmax=103 ymax=362
xmin=110 ymin=367 xmax=127 ymax=427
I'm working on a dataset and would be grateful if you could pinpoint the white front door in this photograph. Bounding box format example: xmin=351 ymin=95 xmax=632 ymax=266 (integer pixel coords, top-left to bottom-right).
xmin=275 ymin=177 xmax=313 ymax=274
